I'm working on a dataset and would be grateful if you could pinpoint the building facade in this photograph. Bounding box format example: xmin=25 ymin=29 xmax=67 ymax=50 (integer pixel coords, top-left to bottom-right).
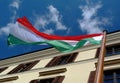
xmin=0 ymin=31 xmax=120 ymax=83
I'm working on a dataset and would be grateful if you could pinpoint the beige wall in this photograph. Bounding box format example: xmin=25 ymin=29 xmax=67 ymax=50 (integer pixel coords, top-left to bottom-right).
xmin=0 ymin=49 xmax=97 ymax=83
xmin=1 ymin=51 xmax=120 ymax=83
xmin=75 ymin=49 xmax=97 ymax=61
xmin=32 ymin=58 xmax=53 ymax=69
xmin=63 ymin=62 xmax=95 ymax=83
xmin=0 ymin=65 xmax=17 ymax=76
xmin=0 ymin=60 xmax=96 ymax=83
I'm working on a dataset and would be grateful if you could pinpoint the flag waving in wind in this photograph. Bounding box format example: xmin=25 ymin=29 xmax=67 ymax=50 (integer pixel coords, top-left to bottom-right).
xmin=8 ymin=17 xmax=103 ymax=52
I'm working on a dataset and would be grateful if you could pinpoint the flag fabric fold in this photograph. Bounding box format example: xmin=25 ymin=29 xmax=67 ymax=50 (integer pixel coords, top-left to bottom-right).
xmin=8 ymin=17 xmax=103 ymax=52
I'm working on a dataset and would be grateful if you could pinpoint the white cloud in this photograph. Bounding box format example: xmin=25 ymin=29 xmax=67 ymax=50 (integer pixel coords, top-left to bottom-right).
xmin=9 ymin=0 xmax=21 ymax=22
xmin=78 ymin=3 xmax=103 ymax=34
xmin=48 ymin=5 xmax=59 ymax=22
xmin=0 ymin=23 xmax=16 ymax=36
xmin=101 ymin=17 xmax=112 ymax=26
xmin=9 ymin=0 xmax=21 ymax=9
xmin=10 ymin=10 xmax=17 ymax=22
xmin=34 ymin=16 xmax=49 ymax=30
xmin=48 ymin=5 xmax=67 ymax=30
xmin=80 ymin=5 xmax=101 ymax=20
xmin=34 ymin=5 xmax=67 ymax=35
xmin=0 ymin=0 xmax=21 ymax=36
xmin=78 ymin=1 xmax=112 ymax=34
xmin=44 ymin=28 xmax=54 ymax=34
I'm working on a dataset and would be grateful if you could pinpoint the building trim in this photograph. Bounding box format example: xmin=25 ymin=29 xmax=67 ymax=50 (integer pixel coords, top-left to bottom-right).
xmin=104 ymin=59 xmax=120 ymax=66
xmin=39 ymin=68 xmax=67 ymax=76
xmin=0 ymin=54 xmax=120 ymax=78
xmin=0 ymin=76 xmax=18 ymax=82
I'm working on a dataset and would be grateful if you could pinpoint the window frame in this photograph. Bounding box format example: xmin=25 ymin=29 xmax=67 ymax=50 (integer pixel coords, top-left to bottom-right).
xmin=30 ymin=76 xmax=65 ymax=83
xmin=46 ymin=53 xmax=78 ymax=67
xmin=95 ymin=43 xmax=120 ymax=57
xmin=8 ymin=60 xmax=39 ymax=74
xmin=88 ymin=71 xmax=96 ymax=83
xmin=0 ymin=67 xmax=8 ymax=73
xmin=106 ymin=44 xmax=120 ymax=56
xmin=104 ymin=68 xmax=120 ymax=83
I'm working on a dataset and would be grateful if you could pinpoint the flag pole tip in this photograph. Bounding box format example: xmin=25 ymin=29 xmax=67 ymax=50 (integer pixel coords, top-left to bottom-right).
xmin=103 ymin=30 xmax=107 ymax=32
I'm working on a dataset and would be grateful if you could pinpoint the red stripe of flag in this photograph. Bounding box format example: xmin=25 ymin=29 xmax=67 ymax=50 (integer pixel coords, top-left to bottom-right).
xmin=17 ymin=17 xmax=102 ymax=41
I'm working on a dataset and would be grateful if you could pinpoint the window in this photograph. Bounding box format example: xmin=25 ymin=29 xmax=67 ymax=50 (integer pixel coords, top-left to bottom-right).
xmin=30 ymin=78 xmax=54 ymax=83
xmin=88 ymin=71 xmax=96 ymax=83
xmin=8 ymin=60 xmax=39 ymax=74
xmin=46 ymin=53 xmax=78 ymax=67
xmin=0 ymin=67 xmax=8 ymax=73
xmin=30 ymin=76 xmax=65 ymax=83
xmin=95 ymin=44 xmax=120 ymax=57
xmin=104 ymin=69 xmax=120 ymax=83
xmin=106 ymin=44 xmax=120 ymax=56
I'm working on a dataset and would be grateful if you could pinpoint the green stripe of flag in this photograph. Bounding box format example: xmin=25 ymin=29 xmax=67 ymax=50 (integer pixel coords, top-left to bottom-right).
xmin=8 ymin=35 xmax=101 ymax=52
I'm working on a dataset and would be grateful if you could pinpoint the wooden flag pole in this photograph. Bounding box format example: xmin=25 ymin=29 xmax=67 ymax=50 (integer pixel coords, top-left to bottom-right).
xmin=94 ymin=31 xmax=106 ymax=83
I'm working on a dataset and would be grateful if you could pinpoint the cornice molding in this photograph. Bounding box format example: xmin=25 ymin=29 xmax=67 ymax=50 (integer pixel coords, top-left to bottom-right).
xmin=0 ymin=76 xmax=18 ymax=82
xmin=39 ymin=68 xmax=67 ymax=76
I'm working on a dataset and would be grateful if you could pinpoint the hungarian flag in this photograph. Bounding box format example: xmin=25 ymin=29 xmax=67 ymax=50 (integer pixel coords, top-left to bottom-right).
xmin=8 ymin=17 xmax=103 ymax=52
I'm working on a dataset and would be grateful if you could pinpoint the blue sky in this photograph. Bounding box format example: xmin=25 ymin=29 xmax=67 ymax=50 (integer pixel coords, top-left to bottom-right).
xmin=0 ymin=0 xmax=120 ymax=59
